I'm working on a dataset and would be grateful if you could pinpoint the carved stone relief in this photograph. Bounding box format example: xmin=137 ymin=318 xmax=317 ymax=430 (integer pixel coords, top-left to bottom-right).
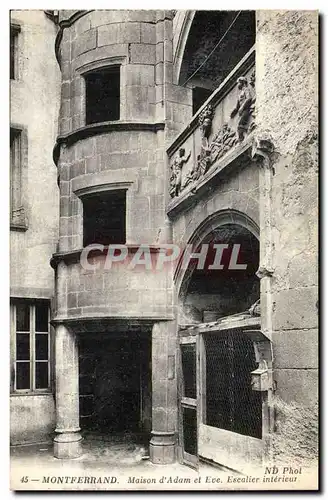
xmin=169 ymin=70 xmax=256 ymax=199
xmin=169 ymin=147 xmax=191 ymax=198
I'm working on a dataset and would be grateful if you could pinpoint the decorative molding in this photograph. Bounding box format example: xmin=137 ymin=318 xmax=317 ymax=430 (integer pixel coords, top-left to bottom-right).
xmin=54 ymin=11 xmax=93 ymax=66
xmin=50 ymin=244 xmax=168 ymax=269
xmin=53 ymin=121 xmax=165 ymax=166
xmin=72 ymin=169 xmax=137 ymax=197
xmin=75 ymin=56 xmax=127 ymax=76
xmin=51 ymin=312 xmax=175 ymax=326
xmin=10 ymin=287 xmax=54 ymax=299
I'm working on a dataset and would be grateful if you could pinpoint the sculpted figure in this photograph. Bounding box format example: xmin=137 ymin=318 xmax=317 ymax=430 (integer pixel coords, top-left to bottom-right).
xmin=248 ymin=70 xmax=256 ymax=132
xmin=182 ymin=149 xmax=209 ymax=190
xmin=230 ymin=76 xmax=253 ymax=141
xmin=199 ymin=104 xmax=214 ymax=147
xmin=196 ymin=147 xmax=212 ymax=178
xmin=169 ymin=147 xmax=191 ymax=198
xmin=211 ymin=123 xmax=237 ymax=163
xmin=182 ymin=163 xmax=197 ymax=190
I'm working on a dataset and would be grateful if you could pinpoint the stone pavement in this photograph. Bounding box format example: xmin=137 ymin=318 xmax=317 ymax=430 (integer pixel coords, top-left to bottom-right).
xmin=10 ymin=436 xmax=226 ymax=491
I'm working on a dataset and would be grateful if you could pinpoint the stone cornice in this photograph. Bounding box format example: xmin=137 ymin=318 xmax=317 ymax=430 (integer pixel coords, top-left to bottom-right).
xmin=51 ymin=314 xmax=175 ymax=327
xmin=50 ymin=244 xmax=167 ymax=269
xmin=53 ymin=121 xmax=165 ymax=165
xmin=55 ymin=10 xmax=92 ymax=66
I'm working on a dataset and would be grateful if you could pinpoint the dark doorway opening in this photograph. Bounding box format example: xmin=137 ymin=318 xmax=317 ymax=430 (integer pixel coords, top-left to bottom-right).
xmin=78 ymin=333 xmax=151 ymax=436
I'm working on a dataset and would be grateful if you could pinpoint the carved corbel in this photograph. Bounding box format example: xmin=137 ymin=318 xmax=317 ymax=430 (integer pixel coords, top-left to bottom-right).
xmin=256 ymin=266 xmax=274 ymax=279
xmin=251 ymin=133 xmax=274 ymax=169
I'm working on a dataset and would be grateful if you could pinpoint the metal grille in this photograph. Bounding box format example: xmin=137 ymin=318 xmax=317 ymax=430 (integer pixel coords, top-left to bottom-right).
xmin=181 ymin=344 xmax=197 ymax=399
xmin=205 ymin=329 xmax=262 ymax=439
xmin=183 ymin=407 xmax=197 ymax=456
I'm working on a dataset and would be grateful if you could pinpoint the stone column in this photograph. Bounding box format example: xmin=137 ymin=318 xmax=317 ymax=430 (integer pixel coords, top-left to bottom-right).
xmin=53 ymin=324 xmax=82 ymax=459
xmin=150 ymin=320 xmax=177 ymax=464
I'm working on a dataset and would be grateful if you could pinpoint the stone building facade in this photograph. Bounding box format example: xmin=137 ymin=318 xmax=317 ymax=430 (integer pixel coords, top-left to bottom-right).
xmin=10 ymin=10 xmax=60 ymax=445
xmin=10 ymin=10 xmax=318 ymax=471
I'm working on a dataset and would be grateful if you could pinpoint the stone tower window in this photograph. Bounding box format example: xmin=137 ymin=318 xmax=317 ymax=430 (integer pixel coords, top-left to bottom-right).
xmin=85 ymin=66 xmax=120 ymax=125
xmin=82 ymin=189 xmax=126 ymax=247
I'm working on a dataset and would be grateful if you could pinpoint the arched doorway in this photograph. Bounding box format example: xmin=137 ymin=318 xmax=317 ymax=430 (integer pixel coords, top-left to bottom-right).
xmin=178 ymin=222 xmax=260 ymax=324
xmin=176 ymin=211 xmax=272 ymax=471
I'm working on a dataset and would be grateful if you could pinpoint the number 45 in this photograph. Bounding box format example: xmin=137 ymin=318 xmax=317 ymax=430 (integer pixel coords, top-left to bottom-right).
xmin=20 ymin=476 xmax=28 ymax=483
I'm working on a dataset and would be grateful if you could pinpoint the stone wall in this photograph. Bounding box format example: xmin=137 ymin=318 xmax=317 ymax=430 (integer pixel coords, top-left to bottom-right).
xmin=10 ymin=11 xmax=60 ymax=297
xmin=256 ymin=10 xmax=318 ymax=406
xmin=56 ymin=258 xmax=174 ymax=320
xmin=54 ymin=10 xmax=195 ymax=320
xmin=172 ymin=158 xmax=260 ymax=249
xmin=10 ymin=10 xmax=60 ymax=445
xmin=57 ymin=10 xmax=192 ymax=137
xmin=58 ymin=131 xmax=165 ymax=250
xmin=10 ymin=395 xmax=55 ymax=445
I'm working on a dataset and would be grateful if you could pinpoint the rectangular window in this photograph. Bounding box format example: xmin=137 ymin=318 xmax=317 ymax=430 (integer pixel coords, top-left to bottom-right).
xmin=10 ymin=128 xmax=21 ymax=215
xmin=10 ymin=126 xmax=27 ymax=229
xmin=10 ymin=24 xmax=20 ymax=80
xmin=12 ymin=300 xmax=51 ymax=392
xmin=85 ymin=66 xmax=120 ymax=125
xmin=83 ymin=190 xmax=126 ymax=247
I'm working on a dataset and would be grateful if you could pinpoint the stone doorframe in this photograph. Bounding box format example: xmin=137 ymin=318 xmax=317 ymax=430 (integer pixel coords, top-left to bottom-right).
xmin=52 ymin=318 xmax=178 ymax=463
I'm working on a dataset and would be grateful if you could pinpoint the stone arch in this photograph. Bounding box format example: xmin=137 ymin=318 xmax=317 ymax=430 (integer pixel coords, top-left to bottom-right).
xmin=175 ymin=208 xmax=260 ymax=304
xmin=173 ymin=10 xmax=196 ymax=85
xmin=175 ymin=187 xmax=260 ymax=251
xmin=172 ymin=10 xmax=255 ymax=111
